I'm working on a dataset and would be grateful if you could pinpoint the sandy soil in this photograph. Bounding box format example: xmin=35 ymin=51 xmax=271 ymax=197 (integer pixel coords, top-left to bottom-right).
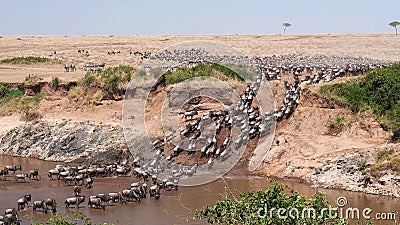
xmin=0 ymin=34 xmax=398 ymax=178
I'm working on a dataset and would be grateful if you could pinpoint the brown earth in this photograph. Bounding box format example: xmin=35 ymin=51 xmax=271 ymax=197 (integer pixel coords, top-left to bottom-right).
xmin=0 ymin=34 xmax=398 ymax=180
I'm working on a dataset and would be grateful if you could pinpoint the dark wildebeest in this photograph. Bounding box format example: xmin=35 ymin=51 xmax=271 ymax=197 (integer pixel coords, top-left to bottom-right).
xmin=182 ymin=110 xmax=198 ymax=120
xmin=108 ymin=192 xmax=125 ymax=204
xmin=5 ymin=165 xmax=21 ymax=174
xmin=3 ymin=208 xmax=19 ymax=225
xmin=73 ymin=186 xmax=82 ymax=197
xmin=85 ymin=176 xmax=94 ymax=189
xmin=122 ymin=189 xmax=140 ymax=202
xmin=15 ymin=174 xmax=28 ymax=182
xmin=0 ymin=168 xmax=8 ymax=181
xmin=17 ymin=194 xmax=31 ymax=211
xmin=47 ymin=169 xmax=59 ymax=180
xmin=65 ymin=196 xmax=85 ymax=209
xmin=29 ymin=169 xmax=41 ymax=180
xmin=32 ymin=200 xmax=48 ymax=214
xmin=64 ymin=64 xmax=76 ymax=72
xmin=149 ymin=185 xmax=161 ymax=199
xmin=88 ymin=196 xmax=106 ymax=210
xmin=45 ymin=198 xmax=57 ymax=213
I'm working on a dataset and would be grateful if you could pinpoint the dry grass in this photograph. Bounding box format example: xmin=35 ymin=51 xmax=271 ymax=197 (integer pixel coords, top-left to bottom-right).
xmin=0 ymin=34 xmax=399 ymax=83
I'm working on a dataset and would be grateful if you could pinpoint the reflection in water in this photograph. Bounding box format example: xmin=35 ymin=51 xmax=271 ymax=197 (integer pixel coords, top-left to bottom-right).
xmin=0 ymin=155 xmax=398 ymax=225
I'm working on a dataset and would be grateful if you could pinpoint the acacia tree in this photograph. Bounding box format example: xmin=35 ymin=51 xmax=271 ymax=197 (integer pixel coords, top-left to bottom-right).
xmin=282 ymin=22 xmax=292 ymax=34
xmin=389 ymin=21 xmax=400 ymax=35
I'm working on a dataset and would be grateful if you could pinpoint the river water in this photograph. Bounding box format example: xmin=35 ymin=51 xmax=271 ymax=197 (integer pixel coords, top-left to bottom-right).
xmin=0 ymin=155 xmax=398 ymax=225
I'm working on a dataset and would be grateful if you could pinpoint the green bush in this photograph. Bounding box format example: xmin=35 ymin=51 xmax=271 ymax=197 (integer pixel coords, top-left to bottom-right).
xmin=164 ymin=62 xmax=244 ymax=85
xmin=320 ymin=63 xmax=400 ymax=140
xmin=0 ymin=86 xmax=45 ymax=116
xmin=51 ymin=77 xmax=60 ymax=90
xmin=69 ymin=65 xmax=135 ymax=105
xmin=195 ymin=183 xmax=350 ymax=225
xmin=0 ymin=83 xmax=10 ymax=98
xmin=30 ymin=212 xmax=112 ymax=225
xmin=24 ymin=74 xmax=43 ymax=83
xmin=359 ymin=160 xmax=367 ymax=170
xmin=1 ymin=56 xmax=52 ymax=64
xmin=0 ymin=87 xmax=25 ymax=106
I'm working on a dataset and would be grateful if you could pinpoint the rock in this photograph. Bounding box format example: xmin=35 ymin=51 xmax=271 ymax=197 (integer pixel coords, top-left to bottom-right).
xmin=314 ymin=166 xmax=323 ymax=175
xmin=378 ymin=175 xmax=392 ymax=186
xmin=0 ymin=120 xmax=131 ymax=164
xmin=392 ymin=176 xmax=400 ymax=186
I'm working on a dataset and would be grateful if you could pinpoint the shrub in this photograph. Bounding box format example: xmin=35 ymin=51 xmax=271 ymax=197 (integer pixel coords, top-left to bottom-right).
xmin=24 ymin=74 xmax=43 ymax=83
xmin=195 ymin=183 xmax=349 ymax=225
xmin=0 ymin=83 xmax=9 ymax=98
xmin=51 ymin=77 xmax=60 ymax=90
xmin=320 ymin=63 xmax=400 ymax=140
xmin=69 ymin=65 xmax=135 ymax=105
xmin=1 ymin=56 xmax=53 ymax=64
xmin=164 ymin=62 xmax=244 ymax=85
xmin=30 ymin=212 xmax=112 ymax=225
xmin=0 ymin=86 xmax=45 ymax=116
xmin=359 ymin=160 xmax=367 ymax=170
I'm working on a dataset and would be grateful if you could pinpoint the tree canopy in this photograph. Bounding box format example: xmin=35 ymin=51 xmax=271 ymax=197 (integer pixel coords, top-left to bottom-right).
xmin=389 ymin=21 xmax=400 ymax=35
xmin=282 ymin=22 xmax=292 ymax=34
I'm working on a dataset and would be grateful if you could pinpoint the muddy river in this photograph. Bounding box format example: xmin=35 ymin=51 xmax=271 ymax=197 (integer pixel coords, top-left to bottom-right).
xmin=0 ymin=155 xmax=398 ymax=225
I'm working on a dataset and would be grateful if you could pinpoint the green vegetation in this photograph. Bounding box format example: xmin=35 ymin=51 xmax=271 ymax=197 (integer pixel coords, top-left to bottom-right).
xmin=25 ymin=74 xmax=43 ymax=83
xmin=195 ymin=183 xmax=351 ymax=225
xmin=389 ymin=21 xmax=400 ymax=35
xmin=30 ymin=212 xmax=112 ymax=225
xmin=327 ymin=115 xmax=347 ymax=135
xmin=69 ymin=65 xmax=135 ymax=105
xmin=0 ymin=83 xmax=44 ymax=116
xmin=282 ymin=22 xmax=292 ymax=34
xmin=51 ymin=77 xmax=60 ymax=90
xmin=368 ymin=148 xmax=400 ymax=177
xmin=359 ymin=160 xmax=368 ymax=171
xmin=164 ymin=62 xmax=244 ymax=85
xmin=320 ymin=63 xmax=400 ymax=141
xmin=1 ymin=56 xmax=54 ymax=64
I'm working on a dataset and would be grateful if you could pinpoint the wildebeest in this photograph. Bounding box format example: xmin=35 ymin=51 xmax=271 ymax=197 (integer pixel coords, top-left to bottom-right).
xmin=108 ymin=192 xmax=125 ymax=204
xmin=17 ymin=194 xmax=31 ymax=211
xmin=3 ymin=208 xmax=19 ymax=225
xmin=29 ymin=169 xmax=40 ymax=180
xmin=5 ymin=165 xmax=21 ymax=174
xmin=65 ymin=196 xmax=85 ymax=209
xmin=182 ymin=110 xmax=198 ymax=120
xmin=0 ymin=168 xmax=8 ymax=180
xmin=32 ymin=200 xmax=48 ymax=214
xmin=84 ymin=176 xmax=94 ymax=189
xmin=149 ymin=185 xmax=161 ymax=199
xmin=15 ymin=174 xmax=28 ymax=182
xmin=122 ymin=189 xmax=140 ymax=202
xmin=73 ymin=186 xmax=82 ymax=197
xmin=64 ymin=64 xmax=76 ymax=72
xmin=47 ymin=169 xmax=59 ymax=180
xmin=88 ymin=196 xmax=106 ymax=210
xmin=45 ymin=198 xmax=57 ymax=213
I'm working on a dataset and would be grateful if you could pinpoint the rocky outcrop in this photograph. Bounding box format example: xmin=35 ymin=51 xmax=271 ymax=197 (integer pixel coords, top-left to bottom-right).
xmin=0 ymin=120 xmax=130 ymax=164
xmin=307 ymin=144 xmax=400 ymax=197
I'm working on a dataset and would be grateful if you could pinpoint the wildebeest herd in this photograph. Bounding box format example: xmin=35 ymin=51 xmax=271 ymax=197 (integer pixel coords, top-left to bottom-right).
xmin=128 ymin=49 xmax=393 ymax=173
xmin=3 ymin=46 xmax=393 ymax=224
xmin=0 ymin=162 xmax=181 ymax=225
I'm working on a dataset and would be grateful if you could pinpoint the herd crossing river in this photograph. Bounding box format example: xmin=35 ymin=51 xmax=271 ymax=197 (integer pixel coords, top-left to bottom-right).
xmin=0 ymin=155 xmax=398 ymax=225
